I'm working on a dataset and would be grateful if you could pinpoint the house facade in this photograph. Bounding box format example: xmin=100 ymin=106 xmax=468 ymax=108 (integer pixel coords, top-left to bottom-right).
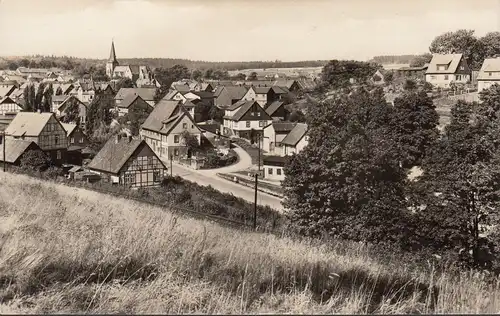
xmin=4 ymin=112 xmax=69 ymax=165
xmin=263 ymin=156 xmax=286 ymax=181
xmin=116 ymin=94 xmax=152 ymax=116
xmin=222 ymin=100 xmax=272 ymax=139
xmin=88 ymin=135 xmax=167 ymax=187
xmin=62 ymin=123 xmax=88 ymax=165
xmin=281 ymin=123 xmax=309 ymax=156
xmin=262 ymin=122 xmax=296 ymax=155
xmin=213 ymin=86 xmax=248 ymax=108
xmin=0 ymin=97 xmax=23 ymax=115
xmin=0 ymin=139 xmax=41 ymax=166
xmin=115 ymin=88 xmax=156 ymax=107
xmin=140 ymin=100 xmax=202 ymax=160
xmin=242 ymin=86 xmax=278 ymax=107
xmin=477 ymin=57 xmax=500 ymax=93
xmin=425 ymin=54 xmax=471 ymax=88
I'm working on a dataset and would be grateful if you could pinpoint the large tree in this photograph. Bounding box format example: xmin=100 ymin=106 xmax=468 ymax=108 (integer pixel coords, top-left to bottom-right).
xmin=283 ymin=88 xmax=409 ymax=244
xmin=60 ymin=97 xmax=81 ymax=124
xmin=23 ymin=84 xmax=36 ymax=112
xmin=120 ymin=102 xmax=153 ymax=135
xmin=429 ymin=29 xmax=484 ymax=69
xmin=390 ymin=91 xmax=440 ymax=169
xmin=320 ymin=60 xmax=380 ymax=91
xmin=34 ymin=82 xmax=46 ymax=112
xmin=42 ymin=83 xmax=53 ymax=112
xmin=479 ymin=32 xmax=500 ymax=59
xmin=409 ymin=53 xmax=433 ymax=67
xmin=415 ymin=86 xmax=500 ymax=268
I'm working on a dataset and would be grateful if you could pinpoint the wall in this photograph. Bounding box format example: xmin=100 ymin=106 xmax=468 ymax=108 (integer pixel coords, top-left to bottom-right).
xmin=426 ymin=73 xmax=470 ymax=88
xmin=263 ymin=164 xmax=285 ymax=181
xmin=0 ymin=102 xmax=22 ymax=115
xmin=120 ymin=144 xmax=166 ymax=188
xmin=478 ymin=80 xmax=500 ymax=93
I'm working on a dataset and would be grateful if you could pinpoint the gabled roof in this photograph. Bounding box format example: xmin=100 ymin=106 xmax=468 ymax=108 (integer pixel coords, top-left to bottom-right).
xmin=5 ymin=112 xmax=56 ymax=137
xmin=263 ymin=155 xmax=287 ymax=166
xmin=227 ymin=99 xmax=247 ymax=111
xmin=61 ymin=123 xmax=77 ymax=136
xmin=253 ymin=86 xmax=271 ymax=94
xmin=159 ymin=111 xmax=199 ymax=135
xmin=52 ymin=95 xmax=70 ymax=103
xmin=426 ymin=54 xmax=464 ymax=74
xmin=191 ymin=90 xmax=214 ymax=99
xmin=273 ymin=79 xmax=298 ymax=89
xmin=477 ymin=58 xmax=500 ymax=80
xmin=281 ymin=123 xmax=308 ymax=146
xmin=141 ymin=100 xmax=181 ymax=132
xmin=0 ymin=85 xmax=16 ymax=98
xmin=0 ymin=96 xmax=20 ymax=105
xmin=271 ymin=86 xmax=289 ymax=95
xmin=265 ymin=101 xmax=285 ymax=117
xmin=88 ymin=137 xmax=156 ymax=175
xmin=58 ymin=95 xmax=86 ymax=112
xmin=173 ymin=84 xmax=191 ymax=93
xmin=115 ymin=88 xmax=156 ymax=101
xmin=0 ymin=139 xmax=39 ymax=164
xmin=214 ymin=86 xmax=248 ymax=100
xmin=266 ymin=121 xmax=297 ymax=133
xmin=197 ymin=122 xmax=221 ymax=134
xmin=118 ymin=93 xmax=149 ymax=109
xmin=227 ymin=101 xmax=270 ymax=122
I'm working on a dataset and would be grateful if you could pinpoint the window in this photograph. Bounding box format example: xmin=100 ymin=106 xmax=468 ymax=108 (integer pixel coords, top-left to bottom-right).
xmin=70 ymin=137 xmax=74 ymax=144
xmin=153 ymin=171 xmax=161 ymax=182
xmin=191 ymin=125 xmax=194 ymax=129
xmin=55 ymin=136 xmax=59 ymax=145
xmin=490 ymin=72 xmax=493 ymax=76
xmin=259 ymin=121 xmax=264 ymax=127
xmin=246 ymin=121 xmax=251 ymax=128
xmin=183 ymin=123 xmax=187 ymax=129
xmin=305 ymin=136 xmax=310 ymax=141
xmin=257 ymin=112 xmax=261 ymax=117
xmin=124 ymin=173 xmax=135 ymax=184
xmin=460 ymin=66 xmax=465 ymax=70
xmin=444 ymin=75 xmax=449 ymax=80
xmin=430 ymin=75 xmax=436 ymax=80
xmin=174 ymin=135 xmax=180 ymax=143
xmin=79 ymin=138 xmax=84 ymax=144
xmin=268 ymin=168 xmax=273 ymax=175
xmin=277 ymin=168 xmax=282 ymax=175
xmin=147 ymin=156 xmax=154 ymax=167
xmin=56 ymin=150 xmax=61 ymax=160
xmin=174 ymin=149 xmax=179 ymax=156
xmin=251 ymin=112 xmax=254 ymax=116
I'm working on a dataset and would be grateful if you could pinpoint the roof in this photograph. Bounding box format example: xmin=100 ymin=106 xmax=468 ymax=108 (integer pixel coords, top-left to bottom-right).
xmin=268 ymin=121 xmax=296 ymax=133
xmin=61 ymin=123 xmax=77 ymax=136
xmin=273 ymin=79 xmax=298 ymax=89
xmin=0 ymin=85 xmax=15 ymax=97
xmin=141 ymin=100 xmax=181 ymax=132
xmin=198 ymin=122 xmax=221 ymax=134
xmin=227 ymin=99 xmax=247 ymax=111
xmin=263 ymin=155 xmax=287 ymax=166
xmin=173 ymin=84 xmax=191 ymax=93
xmin=115 ymin=88 xmax=156 ymax=101
xmin=58 ymin=95 xmax=86 ymax=112
xmin=271 ymin=86 xmax=290 ymax=94
xmin=88 ymin=137 xmax=148 ymax=174
xmin=227 ymin=101 xmax=268 ymax=122
xmin=253 ymin=86 xmax=271 ymax=94
xmin=214 ymin=86 xmax=248 ymax=100
xmin=52 ymin=95 xmax=70 ymax=103
xmin=0 ymin=139 xmax=39 ymax=164
xmin=5 ymin=112 xmax=55 ymax=137
xmin=478 ymin=58 xmax=500 ymax=80
xmin=0 ymin=96 xmax=19 ymax=105
xmin=426 ymin=54 xmax=464 ymax=74
xmin=281 ymin=123 xmax=308 ymax=146
xmin=118 ymin=93 xmax=148 ymax=109
xmin=265 ymin=101 xmax=285 ymax=116
xmin=191 ymin=91 xmax=214 ymax=99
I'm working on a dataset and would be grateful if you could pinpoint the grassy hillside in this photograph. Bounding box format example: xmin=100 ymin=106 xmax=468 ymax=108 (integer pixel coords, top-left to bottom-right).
xmin=0 ymin=173 xmax=498 ymax=314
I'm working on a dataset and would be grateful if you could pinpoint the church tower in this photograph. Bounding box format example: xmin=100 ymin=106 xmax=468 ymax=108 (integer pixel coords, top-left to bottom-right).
xmin=106 ymin=40 xmax=119 ymax=79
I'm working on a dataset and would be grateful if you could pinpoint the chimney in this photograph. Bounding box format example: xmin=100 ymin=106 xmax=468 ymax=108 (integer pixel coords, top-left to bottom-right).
xmin=115 ymin=134 xmax=121 ymax=143
xmin=128 ymin=135 xmax=132 ymax=142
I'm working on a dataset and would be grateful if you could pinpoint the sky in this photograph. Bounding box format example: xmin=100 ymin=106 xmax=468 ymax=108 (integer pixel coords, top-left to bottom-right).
xmin=0 ymin=0 xmax=499 ymax=62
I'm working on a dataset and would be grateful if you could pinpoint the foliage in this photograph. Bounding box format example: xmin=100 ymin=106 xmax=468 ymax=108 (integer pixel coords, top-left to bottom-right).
xmin=181 ymin=131 xmax=201 ymax=152
xmin=204 ymin=68 xmax=230 ymax=80
xmin=154 ymin=85 xmax=169 ymax=103
xmin=320 ymin=60 xmax=380 ymax=90
xmin=86 ymin=94 xmax=114 ymax=136
xmin=248 ymin=71 xmax=258 ymax=80
xmin=203 ymin=149 xmax=238 ymax=168
xmin=208 ymin=106 xmax=225 ymax=122
xmin=34 ymin=82 xmax=46 ymax=112
xmin=120 ymin=101 xmax=153 ymax=135
xmin=191 ymin=69 xmax=202 ymax=81
xmin=403 ymin=79 xmax=417 ymax=91
xmin=231 ymin=73 xmax=246 ymax=80
xmin=154 ymin=64 xmax=190 ymax=94
xmin=55 ymin=86 xmax=63 ymax=95
xmin=60 ymin=97 xmax=81 ymax=124
xmin=409 ymin=53 xmax=433 ymax=67
xmin=114 ymin=77 xmax=135 ymax=90
xmin=479 ymin=31 xmax=500 ymax=59
xmin=284 ymin=88 xmax=409 ymax=245
xmin=42 ymin=83 xmax=53 ymax=112
xmin=390 ymin=91 xmax=440 ymax=168
xmin=414 ymin=90 xmax=500 ymax=268
xmin=429 ymin=29 xmax=483 ymax=69
xmin=289 ymin=109 xmax=306 ymax=123
xmin=20 ymin=150 xmax=52 ymax=171
xmin=23 ymin=84 xmax=36 ymax=112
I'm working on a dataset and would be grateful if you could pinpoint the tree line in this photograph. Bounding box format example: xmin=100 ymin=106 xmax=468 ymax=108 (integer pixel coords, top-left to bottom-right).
xmin=285 ymin=59 xmax=500 ymax=271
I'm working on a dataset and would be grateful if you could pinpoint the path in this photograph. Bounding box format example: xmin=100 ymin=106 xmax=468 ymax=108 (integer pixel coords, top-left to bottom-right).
xmin=162 ymin=145 xmax=284 ymax=211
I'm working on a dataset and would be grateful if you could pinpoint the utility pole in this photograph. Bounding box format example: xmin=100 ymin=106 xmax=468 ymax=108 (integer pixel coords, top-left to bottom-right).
xmin=257 ymin=132 xmax=261 ymax=173
xmin=253 ymin=173 xmax=258 ymax=231
xmin=2 ymin=131 xmax=5 ymax=172
xmin=170 ymin=154 xmax=173 ymax=177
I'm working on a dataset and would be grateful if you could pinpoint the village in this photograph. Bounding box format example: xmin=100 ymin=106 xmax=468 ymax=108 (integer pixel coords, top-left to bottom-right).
xmin=0 ymin=40 xmax=495 ymax=208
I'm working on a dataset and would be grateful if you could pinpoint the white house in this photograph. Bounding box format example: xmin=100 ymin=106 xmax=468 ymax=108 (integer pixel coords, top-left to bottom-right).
xmin=221 ymin=100 xmax=272 ymax=140
xmin=0 ymin=96 xmax=23 ymax=115
xmin=263 ymin=156 xmax=287 ymax=181
xmin=425 ymin=54 xmax=471 ymax=88
xmin=262 ymin=122 xmax=296 ymax=155
xmin=477 ymin=57 xmax=500 ymax=93
xmin=281 ymin=123 xmax=309 ymax=156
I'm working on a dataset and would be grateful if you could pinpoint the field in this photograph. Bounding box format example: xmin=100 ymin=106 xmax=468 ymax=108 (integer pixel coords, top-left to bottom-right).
xmin=228 ymin=66 xmax=323 ymax=77
xmin=0 ymin=172 xmax=499 ymax=314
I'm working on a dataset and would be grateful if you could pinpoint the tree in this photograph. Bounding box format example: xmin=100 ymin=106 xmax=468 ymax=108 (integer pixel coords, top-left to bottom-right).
xmin=43 ymin=83 xmax=53 ymax=112
xmin=20 ymin=150 xmax=52 ymax=171
xmin=60 ymin=97 xmax=81 ymax=124
xmin=7 ymin=61 xmax=18 ymax=70
xmin=409 ymin=53 xmax=432 ymax=67
xmin=154 ymin=64 xmax=190 ymax=90
xmin=86 ymin=94 xmax=114 ymax=136
xmin=212 ymin=69 xmax=230 ymax=80
xmin=320 ymin=60 xmax=379 ymax=91
xmin=403 ymin=79 xmax=417 ymax=91
xmin=23 ymin=84 xmax=36 ymax=112
xmin=191 ymin=69 xmax=202 ymax=81
xmin=208 ymin=106 xmax=224 ymax=122
xmin=479 ymin=32 xmax=500 ymax=59
xmin=55 ymin=86 xmax=63 ymax=96
xmin=232 ymin=73 xmax=246 ymax=80
xmin=115 ymin=77 xmax=135 ymax=90
xmin=34 ymin=82 xmax=46 ymax=112
xmin=289 ymin=109 xmax=306 ymax=123
xmin=121 ymin=102 xmax=153 ymax=135
xmin=248 ymin=72 xmax=258 ymax=81
xmin=390 ymin=91 xmax=439 ymax=168
xmin=416 ymin=92 xmax=500 ymax=268
xmin=429 ymin=29 xmax=484 ymax=69
xmin=154 ymin=85 xmax=169 ymax=103
xmin=283 ymin=88 xmax=409 ymax=244
xmin=204 ymin=68 xmax=214 ymax=79
xmin=181 ymin=130 xmax=201 ymax=153
xmin=19 ymin=58 xmax=30 ymax=68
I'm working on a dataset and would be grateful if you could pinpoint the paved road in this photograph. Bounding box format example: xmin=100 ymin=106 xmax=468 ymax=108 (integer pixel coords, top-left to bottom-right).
xmin=163 ymin=145 xmax=284 ymax=211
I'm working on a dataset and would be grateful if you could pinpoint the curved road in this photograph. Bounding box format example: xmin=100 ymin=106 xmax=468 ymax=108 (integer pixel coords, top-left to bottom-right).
xmin=163 ymin=145 xmax=285 ymax=211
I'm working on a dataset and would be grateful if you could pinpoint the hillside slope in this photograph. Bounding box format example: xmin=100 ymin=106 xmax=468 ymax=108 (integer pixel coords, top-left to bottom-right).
xmin=0 ymin=173 xmax=498 ymax=314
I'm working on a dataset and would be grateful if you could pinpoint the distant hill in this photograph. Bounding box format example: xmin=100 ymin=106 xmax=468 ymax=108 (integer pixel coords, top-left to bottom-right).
xmin=369 ymin=55 xmax=419 ymax=65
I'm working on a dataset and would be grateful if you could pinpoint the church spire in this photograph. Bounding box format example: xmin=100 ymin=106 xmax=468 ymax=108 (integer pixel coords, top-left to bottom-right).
xmin=108 ymin=40 xmax=117 ymax=63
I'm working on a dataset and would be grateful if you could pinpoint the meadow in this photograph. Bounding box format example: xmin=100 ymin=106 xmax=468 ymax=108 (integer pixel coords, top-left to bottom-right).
xmin=0 ymin=172 xmax=498 ymax=314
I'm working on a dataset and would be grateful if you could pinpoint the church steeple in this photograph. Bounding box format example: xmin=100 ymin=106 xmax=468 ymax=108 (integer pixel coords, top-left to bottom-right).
xmin=108 ymin=40 xmax=118 ymax=63
xmin=106 ymin=40 xmax=119 ymax=79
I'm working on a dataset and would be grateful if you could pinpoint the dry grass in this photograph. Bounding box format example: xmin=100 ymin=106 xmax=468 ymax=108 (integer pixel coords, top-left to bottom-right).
xmin=0 ymin=172 xmax=499 ymax=314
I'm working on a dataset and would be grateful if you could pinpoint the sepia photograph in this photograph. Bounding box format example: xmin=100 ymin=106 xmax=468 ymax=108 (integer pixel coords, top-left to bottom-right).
xmin=0 ymin=0 xmax=499 ymax=313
